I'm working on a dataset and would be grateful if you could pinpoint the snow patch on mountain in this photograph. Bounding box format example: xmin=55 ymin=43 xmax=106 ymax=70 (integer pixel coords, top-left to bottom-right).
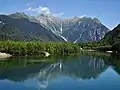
xmin=60 ymin=35 xmax=67 ymax=42
xmin=74 ymin=33 xmax=83 ymax=43
xmin=0 ymin=21 xmax=2 ymax=23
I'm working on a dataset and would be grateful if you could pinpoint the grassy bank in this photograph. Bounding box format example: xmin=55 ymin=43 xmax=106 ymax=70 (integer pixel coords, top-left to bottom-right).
xmin=0 ymin=41 xmax=81 ymax=56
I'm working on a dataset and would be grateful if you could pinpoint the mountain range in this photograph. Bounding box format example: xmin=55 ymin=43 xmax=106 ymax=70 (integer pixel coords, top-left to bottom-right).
xmin=0 ymin=12 xmax=110 ymax=42
xmin=0 ymin=13 xmax=64 ymax=42
xmin=37 ymin=14 xmax=110 ymax=42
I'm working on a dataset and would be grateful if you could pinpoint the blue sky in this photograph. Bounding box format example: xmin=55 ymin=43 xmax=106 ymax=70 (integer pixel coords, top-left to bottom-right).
xmin=0 ymin=0 xmax=120 ymax=29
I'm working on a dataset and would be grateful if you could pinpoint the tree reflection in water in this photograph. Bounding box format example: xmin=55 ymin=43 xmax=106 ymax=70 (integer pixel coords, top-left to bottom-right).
xmin=0 ymin=52 xmax=120 ymax=89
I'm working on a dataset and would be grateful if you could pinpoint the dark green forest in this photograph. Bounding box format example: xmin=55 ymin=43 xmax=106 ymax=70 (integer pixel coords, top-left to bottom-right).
xmin=0 ymin=41 xmax=81 ymax=56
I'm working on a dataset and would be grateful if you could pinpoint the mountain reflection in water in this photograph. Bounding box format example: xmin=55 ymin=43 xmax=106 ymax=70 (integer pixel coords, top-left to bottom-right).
xmin=0 ymin=52 xmax=120 ymax=90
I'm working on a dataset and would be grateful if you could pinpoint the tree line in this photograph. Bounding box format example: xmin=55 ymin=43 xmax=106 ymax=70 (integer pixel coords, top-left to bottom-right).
xmin=0 ymin=41 xmax=81 ymax=56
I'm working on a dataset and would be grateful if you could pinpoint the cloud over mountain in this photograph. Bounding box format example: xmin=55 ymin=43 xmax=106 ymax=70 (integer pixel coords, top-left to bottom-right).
xmin=26 ymin=6 xmax=64 ymax=17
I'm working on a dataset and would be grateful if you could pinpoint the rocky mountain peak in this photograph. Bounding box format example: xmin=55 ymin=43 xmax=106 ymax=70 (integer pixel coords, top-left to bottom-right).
xmin=36 ymin=13 xmax=110 ymax=43
xmin=9 ymin=12 xmax=29 ymax=19
xmin=93 ymin=18 xmax=101 ymax=23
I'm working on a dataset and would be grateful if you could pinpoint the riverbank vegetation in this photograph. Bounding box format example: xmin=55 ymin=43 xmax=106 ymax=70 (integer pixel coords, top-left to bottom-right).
xmin=79 ymin=41 xmax=120 ymax=53
xmin=0 ymin=41 xmax=81 ymax=56
xmin=111 ymin=42 xmax=120 ymax=53
xmin=78 ymin=41 xmax=112 ymax=51
xmin=0 ymin=40 xmax=119 ymax=57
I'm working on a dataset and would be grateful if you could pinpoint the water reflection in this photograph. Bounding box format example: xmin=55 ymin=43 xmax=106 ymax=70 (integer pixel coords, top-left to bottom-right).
xmin=0 ymin=52 xmax=120 ymax=90
xmin=35 ymin=56 xmax=108 ymax=89
xmin=106 ymin=53 xmax=120 ymax=75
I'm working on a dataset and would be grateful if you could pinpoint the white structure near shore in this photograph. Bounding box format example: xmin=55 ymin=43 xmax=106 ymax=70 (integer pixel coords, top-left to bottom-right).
xmin=44 ymin=52 xmax=50 ymax=57
xmin=106 ymin=51 xmax=113 ymax=53
xmin=0 ymin=52 xmax=12 ymax=59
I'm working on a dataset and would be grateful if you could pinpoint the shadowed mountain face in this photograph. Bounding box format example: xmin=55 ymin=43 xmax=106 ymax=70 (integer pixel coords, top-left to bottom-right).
xmin=63 ymin=18 xmax=109 ymax=42
xmin=0 ymin=13 xmax=65 ymax=42
xmin=37 ymin=14 xmax=110 ymax=43
xmin=102 ymin=24 xmax=120 ymax=44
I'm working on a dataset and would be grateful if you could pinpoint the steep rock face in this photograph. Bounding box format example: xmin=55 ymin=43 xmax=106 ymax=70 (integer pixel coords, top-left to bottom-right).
xmin=37 ymin=15 xmax=110 ymax=43
xmin=102 ymin=24 xmax=120 ymax=44
xmin=37 ymin=14 xmax=61 ymax=35
xmin=0 ymin=14 xmax=65 ymax=42
xmin=37 ymin=14 xmax=80 ymax=34
xmin=63 ymin=17 xmax=109 ymax=43
xmin=37 ymin=14 xmax=80 ymax=41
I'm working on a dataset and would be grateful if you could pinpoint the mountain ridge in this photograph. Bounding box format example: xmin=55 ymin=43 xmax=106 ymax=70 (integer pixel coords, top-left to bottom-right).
xmin=102 ymin=24 xmax=120 ymax=44
xmin=0 ymin=12 xmax=110 ymax=42
xmin=36 ymin=13 xmax=109 ymax=43
xmin=0 ymin=14 xmax=65 ymax=42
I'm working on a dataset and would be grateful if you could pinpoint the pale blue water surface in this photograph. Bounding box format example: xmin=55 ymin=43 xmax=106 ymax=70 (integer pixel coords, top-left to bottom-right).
xmin=0 ymin=52 xmax=120 ymax=90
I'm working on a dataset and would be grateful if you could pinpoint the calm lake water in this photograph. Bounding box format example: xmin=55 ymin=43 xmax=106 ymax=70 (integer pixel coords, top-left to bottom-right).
xmin=0 ymin=52 xmax=120 ymax=90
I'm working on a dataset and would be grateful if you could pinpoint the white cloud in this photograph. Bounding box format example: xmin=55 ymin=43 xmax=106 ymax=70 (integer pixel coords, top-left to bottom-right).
xmin=26 ymin=6 xmax=64 ymax=17
xmin=26 ymin=4 xmax=30 ymax=6
xmin=79 ymin=14 xmax=87 ymax=18
xmin=26 ymin=7 xmax=32 ymax=11
xmin=38 ymin=6 xmax=51 ymax=14
xmin=26 ymin=6 xmax=50 ymax=14
xmin=53 ymin=12 xmax=64 ymax=17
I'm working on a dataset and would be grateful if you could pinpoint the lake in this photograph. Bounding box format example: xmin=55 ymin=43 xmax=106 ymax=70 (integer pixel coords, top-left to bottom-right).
xmin=0 ymin=52 xmax=120 ymax=90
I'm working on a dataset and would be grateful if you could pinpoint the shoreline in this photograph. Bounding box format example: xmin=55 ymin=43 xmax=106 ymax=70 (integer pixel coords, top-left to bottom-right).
xmin=0 ymin=52 xmax=12 ymax=59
